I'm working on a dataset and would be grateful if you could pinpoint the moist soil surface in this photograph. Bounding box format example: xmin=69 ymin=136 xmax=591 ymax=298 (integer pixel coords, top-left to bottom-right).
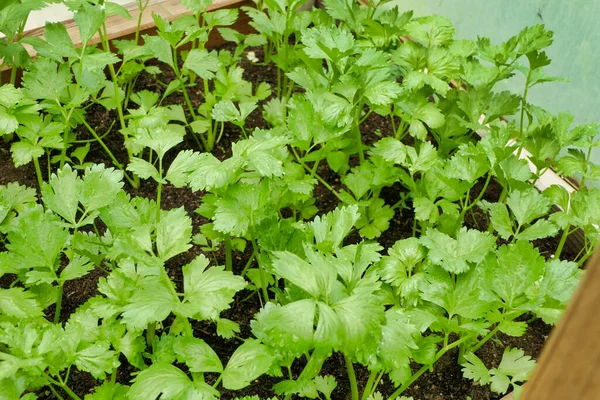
xmin=0 ymin=43 xmax=579 ymax=400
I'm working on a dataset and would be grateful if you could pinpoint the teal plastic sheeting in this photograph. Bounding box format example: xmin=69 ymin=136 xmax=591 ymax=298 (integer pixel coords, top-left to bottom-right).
xmin=385 ymin=0 xmax=600 ymax=178
xmin=386 ymin=0 xmax=600 ymax=125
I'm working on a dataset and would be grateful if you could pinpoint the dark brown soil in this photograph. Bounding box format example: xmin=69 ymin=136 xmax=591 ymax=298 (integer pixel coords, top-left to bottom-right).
xmin=0 ymin=43 xmax=580 ymax=400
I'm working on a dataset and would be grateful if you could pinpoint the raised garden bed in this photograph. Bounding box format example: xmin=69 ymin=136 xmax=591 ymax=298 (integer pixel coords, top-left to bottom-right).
xmin=1 ymin=1 xmax=598 ymax=400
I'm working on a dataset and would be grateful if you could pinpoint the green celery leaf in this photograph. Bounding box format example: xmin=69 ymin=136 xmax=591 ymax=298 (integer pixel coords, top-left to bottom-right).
xmin=7 ymin=205 xmax=69 ymax=275
xmin=480 ymin=201 xmax=513 ymax=240
xmin=516 ymin=219 xmax=558 ymax=241
xmin=127 ymin=157 xmax=161 ymax=182
xmin=81 ymin=164 xmax=124 ymax=212
xmin=406 ymin=141 xmax=438 ymax=173
xmin=461 ymin=352 xmax=490 ymax=385
xmin=420 ymin=264 xmax=492 ymax=319
xmin=301 ymin=25 xmax=355 ymax=62
xmin=121 ymin=276 xmax=179 ymax=331
xmin=271 ymin=251 xmax=322 ymax=298
xmin=217 ymin=318 xmax=240 ymax=339
xmin=332 ymin=274 xmax=384 ymax=362
xmin=212 ymin=99 xmax=241 ymax=122
xmin=421 ymin=227 xmax=496 ymax=274
xmin=174 ymin=336 xmax=223 ymax=373
xmin=413 ymin=197 xmax=438 ymax=223
xmin=143 ymin=34 xmax=174 ymax=68
xmin=42 ymin=164 xmax=82 ymax=225
xmin=252 ymin=299 xmax=316 ymax=357
xmin=406 ymin=15 xmax=454 ymax=47
xmin=183 ymin=49 xmax=220 ymax=80
xmin=482 ymin=241 xmax=545 ymax=309
xmin=84 ymin=381 xmax=129 ymax=399
xmin=166 ymin=150 xmax=202 ymax=187
xmin=498 ymin=320 xmax=527 ymax=337
xmin=222 ymin=339 xmax=276 ymax=390
xmin=74 ymin=2 xmax=105 ymax=44
xmin=24 ymin=22 xmax=78 ymax=62
xmin=156 ymin=207 xmax=192 ymax=262
xmin=313 ymin=375 xmax=337 ymax=398
xmin=517 ymin=25 xmax=553 ymax=55
xmin=10 ymin=140 xmax=42 ymax=167
xmin=506 ymin=188 xmax=551 ymax=226
xmin=75 ymin=341 xmax=120 ymax=379
xmin=378 ymin=309 xmax=418 ymax=373
xmin=131 ymin=124 xmax=185 ymax=159
xmin=356 ymin=197 xmax=394 ymax=239
xmin=364 ymin=81 xmax=402 ymax=106
xmin=379 ymin=238 xmax=426 ymax=287
xmin=306 ymin=90 xmax=354 ymax=128
xmin=0 ymin=287 xmax=43 ymax=319
xmin=22 ymin=57 xmax=71 ymax=101
xmin=310 ymin=205 xmax=360 ymax=253
xmin=60 ymin=255 xmax=94 ymax=282
xmin=128 ymin=363 xmax=192 ymax=400
xmin=489 ymin=348 xmax=536 ymax=394
xmin=180 ymin=255 xmax=246 ymax=321
xmin=370 ymin=137 xmax=407 ymax=164
xmin=187 ymin=153 xmax=242 ymax=192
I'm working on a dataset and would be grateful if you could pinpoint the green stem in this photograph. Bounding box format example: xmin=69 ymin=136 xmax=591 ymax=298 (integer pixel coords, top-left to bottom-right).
xmin=310 ymin=159 xmax=321 ymax=178
xmin=459 ymin=173 xmax=492 ymax=226
xmin=99 ymin=25 xmax=138 ymax=189
xmin=361 ymin=370 xmax=379 ymax=400
xmin=516 ymin=71 xmax=531 ymax=159
xmin=61 ymin=386 xmax=81 ymax=400
xmin=240 ymin=244 xmax=257 ymax=276
xmin=46 ymin=375 xmax=81 ymax=400
xmin=54 ymin=283 xmax=64 ymax=324
xmin=578 ymin=248 xmax=594 ymax=267
xmin=311 ymin=170 xmax=343 ymax=202
xmin=9 ymin=16 xmax=28 ymax=85
xmin=469 ymin=324 xmax=502 ymax=354
xmin=224 ymin=235 xmax=233 ymax=272
xmin=216 ymin=121 xmax=225 ymax=146
xmin=134 ymin=0 xmax=150 ymax=45
xmin=345 ymin=354 xmax=359 ymax=400
xmin=48 ymin=383 xmax=66 ymax=400
xmin=389 ymin=334 xmax=474 ymax=399
xmin=173 ymin=59 xmax=197 ymax=121
xmin=396 ymin=119 xmax=407 ymax=140
xmin=146 ymin=322 xmax=156 ymax=347
xmin=371 ymin=371 xmax=385 ymax=397
xmin=156 ymin=157 xmax=163 ymax=217
xmin=354 ymin=105 xmax=364 ymax=164
xmin=253 ymin=238 xmax=269 ymax=303
xmin=80 ymin=119 xmax=136 ymax=186
xmin=292 ymin=147 xmax=343 ymax=202
xmin=33 ymin=156 xmax=44 ymax=190
xmin=58 ymin=106 xmax=74 ymax=169
xmin=212 ymin=374 xmax=223 ymax=388
xmin=553 ymin=223 xmax=571 ymax=260
xmin=579 ymin=144 xmax=594 ymax=188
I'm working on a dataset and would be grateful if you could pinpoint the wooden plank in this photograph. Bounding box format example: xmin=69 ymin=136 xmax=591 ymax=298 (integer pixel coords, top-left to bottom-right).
xmin=20 ymin=0 xmax=246 ymax=51
xmin=520 ymin=250 xmax=600 ymax=399
xmin=2 ymin=0 xmax=253 ymax=82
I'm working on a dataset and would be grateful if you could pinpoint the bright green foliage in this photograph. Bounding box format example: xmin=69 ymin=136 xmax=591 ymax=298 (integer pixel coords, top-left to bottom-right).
xmin=421 ymin=227 xmax=496 ymax=274
xmin=462 ymin=348 xmax=536 ymax=395
xmin=0 ymin=1 xmax=595 ymax=399
xmin=222 ymin=339 xmax=276 ymax=390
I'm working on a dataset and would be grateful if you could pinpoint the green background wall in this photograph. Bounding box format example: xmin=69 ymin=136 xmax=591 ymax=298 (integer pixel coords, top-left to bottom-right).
xmin=386 ymin=0 xmax=600 ymax=125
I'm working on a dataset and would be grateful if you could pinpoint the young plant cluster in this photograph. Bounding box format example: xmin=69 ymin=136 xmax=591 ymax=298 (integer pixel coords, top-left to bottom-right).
xmin=1 ymin=0 xmax=599 ymax=399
